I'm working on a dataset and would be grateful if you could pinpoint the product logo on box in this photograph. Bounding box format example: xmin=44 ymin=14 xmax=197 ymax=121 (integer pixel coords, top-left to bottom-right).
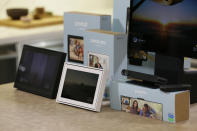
xmin=134 ymin=90 xmax=147 ymax=95
xmin=74 ymin=21 xmax=88 ymax=30
xmin=168 ymin=113 xmax=175 ymax=123
xmin=90 ymin=39 xmax=107 ymax=47
xmin=117 ymin=36 xmax=124 ymax=40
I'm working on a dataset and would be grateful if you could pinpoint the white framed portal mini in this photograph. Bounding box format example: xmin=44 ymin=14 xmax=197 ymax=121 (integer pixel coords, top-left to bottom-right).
xmin=56 ymin=63 xmax=106 ymax=112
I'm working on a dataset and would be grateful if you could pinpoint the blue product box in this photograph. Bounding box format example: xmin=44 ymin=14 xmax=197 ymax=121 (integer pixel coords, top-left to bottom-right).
xmin=110 ymin=80 xmax=190 ymax=123
xmin=84 ymin=29 xmax=128 ymax=97
xmin=113 ymin=0 xmax=130 ymax=33
xmin=64 ymin=11 xmax=111 ymax=64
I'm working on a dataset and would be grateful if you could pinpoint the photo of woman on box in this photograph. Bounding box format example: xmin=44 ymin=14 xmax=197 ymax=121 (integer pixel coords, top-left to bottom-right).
xmin=94 ymin=57 xmax=103 ymax=69
xmin=88 ymin=52 xmax=110 ymax=80
xmin=139 ymin=104 xmax=156 ymax=118
xmin=122 ymin=97 xmax=162 ymax=120
xmin=130 ymin=100 xmax=140 ymax=114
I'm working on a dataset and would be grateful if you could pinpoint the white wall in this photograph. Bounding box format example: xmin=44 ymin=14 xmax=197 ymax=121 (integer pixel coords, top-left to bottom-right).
xmin=0 ymin=0 xmax=113 ymax=18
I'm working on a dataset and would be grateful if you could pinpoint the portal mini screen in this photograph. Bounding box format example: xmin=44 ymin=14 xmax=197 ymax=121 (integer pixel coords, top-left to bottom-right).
xmin=61 ymin=69 xmax=99 ymax=104
xmin=56 ymin=63 xmax=106 ymax=112
xmin=14 ymin=45 xmax=66 ymax=99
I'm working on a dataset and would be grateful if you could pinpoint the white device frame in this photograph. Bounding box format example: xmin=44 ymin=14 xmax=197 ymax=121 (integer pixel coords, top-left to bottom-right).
xmin=56 ymin=63 xmax=106 ymax=112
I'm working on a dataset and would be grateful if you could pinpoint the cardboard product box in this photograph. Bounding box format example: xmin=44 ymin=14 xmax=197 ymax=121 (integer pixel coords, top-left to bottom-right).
xmin=113 ymin=0 xmax=130 ymax=33
xmin=84 ymin=30 xmax=128 ymax=97
xmin=110 ymin=81 xmax=190 ymax=123
xmin=64 ymin=12 xmax=111 ymax=64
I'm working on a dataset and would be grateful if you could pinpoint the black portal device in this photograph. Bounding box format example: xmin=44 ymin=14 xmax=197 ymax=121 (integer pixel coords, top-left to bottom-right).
xmin=14 ymin=45 xmax=66 ymax=99
xmin=122 ymin=69 xmax=168 ymax=87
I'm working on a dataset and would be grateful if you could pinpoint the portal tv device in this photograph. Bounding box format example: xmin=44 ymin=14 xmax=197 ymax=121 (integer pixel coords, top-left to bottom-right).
xmin=14 ymin=45 xmax=66 ymax=99
xmin=122 ymin=69 xmax=168 ymax=86
xmin=56 ymin=63 xmax=107 ymax=112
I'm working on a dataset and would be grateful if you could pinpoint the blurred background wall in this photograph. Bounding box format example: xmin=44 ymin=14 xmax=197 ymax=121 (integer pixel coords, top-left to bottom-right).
xmin=0 ymin=0 xmax=113 ymax=18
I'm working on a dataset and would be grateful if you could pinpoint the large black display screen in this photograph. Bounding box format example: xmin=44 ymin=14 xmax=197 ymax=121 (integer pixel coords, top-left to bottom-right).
xmin=129 ymin=0 xmax=197 ymax=58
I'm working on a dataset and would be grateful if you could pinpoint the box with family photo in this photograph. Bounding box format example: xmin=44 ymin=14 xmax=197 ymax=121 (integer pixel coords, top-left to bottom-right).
xmin=121 ymin=96 xmax=163 ymax=120
xmin=110 ymin=81 xmax=190 ymax=123
xmin=64 ymin=11 xmax=111 ymax=64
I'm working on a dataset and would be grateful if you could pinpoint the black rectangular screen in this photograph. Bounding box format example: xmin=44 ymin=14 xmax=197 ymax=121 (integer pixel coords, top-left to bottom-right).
xmin=17 ymin=51 xmax=58 ymax=89
xmin=61 ymin=69 xmax=99 ymax=104
xmin=14 ymin=45 xmax=66 ymax=99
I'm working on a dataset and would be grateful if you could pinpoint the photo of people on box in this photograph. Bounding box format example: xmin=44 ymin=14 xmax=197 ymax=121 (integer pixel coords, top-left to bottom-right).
xmin=68 ymin=35 xmax=84 ymax=63
xmin=121 ymin=96 xmax=130 ymax=112
xmin=121 ymin=96 xmax=163 ymax=120
xmin=88 ymin=52 xmax=109 ymax=80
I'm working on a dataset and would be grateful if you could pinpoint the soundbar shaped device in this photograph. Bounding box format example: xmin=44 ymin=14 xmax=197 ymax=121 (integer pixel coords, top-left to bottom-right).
xmin=121 ymin=69 xmax=168 ymax=86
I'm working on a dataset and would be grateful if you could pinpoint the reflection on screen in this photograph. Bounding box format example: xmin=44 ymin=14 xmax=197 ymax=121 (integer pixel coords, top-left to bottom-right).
xmin=61 ymin=69 xmax=99 ymax=104
xmin=16 ymin=50 xmax=59 ymax=89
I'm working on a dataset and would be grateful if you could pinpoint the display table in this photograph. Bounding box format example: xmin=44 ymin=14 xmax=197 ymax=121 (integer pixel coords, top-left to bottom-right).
xmin=0 ymin=83 xmax=197 ymax=131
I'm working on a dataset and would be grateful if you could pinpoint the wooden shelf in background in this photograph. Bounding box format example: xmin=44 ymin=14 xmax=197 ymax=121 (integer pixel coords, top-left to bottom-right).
xmin=0 ymin=16 xmax=63 ymax=29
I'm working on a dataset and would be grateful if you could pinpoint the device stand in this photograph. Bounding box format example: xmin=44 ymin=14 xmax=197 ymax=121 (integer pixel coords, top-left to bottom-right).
xmin=155 ymin=54 xmax=184 ymax=84
xmin=183 ymin=69 xmax=197 ymax=103
xmin=154 ymin=54 xmax=197 ymax=103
